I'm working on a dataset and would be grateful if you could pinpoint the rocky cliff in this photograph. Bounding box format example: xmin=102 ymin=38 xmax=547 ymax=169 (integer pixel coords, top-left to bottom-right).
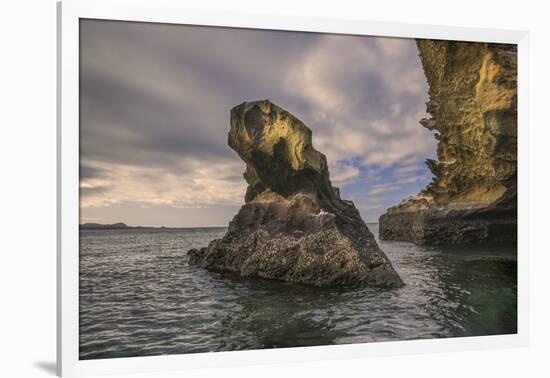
xmin=188 ymin=100 xmax=403 ymax=287
xmin=379 ymin=40 xmax=517 ymax=245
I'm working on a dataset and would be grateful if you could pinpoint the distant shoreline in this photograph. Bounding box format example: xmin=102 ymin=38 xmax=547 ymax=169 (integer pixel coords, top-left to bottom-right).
xmin=80 ymin=222 xmax=380 ymax=230
xmin=79 ymin=223 xmax=228 ymax=230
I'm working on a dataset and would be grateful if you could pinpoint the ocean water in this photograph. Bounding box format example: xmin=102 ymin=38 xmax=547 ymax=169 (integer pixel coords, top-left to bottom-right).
xmin=79 ymin=224 xmax=517 ymax=360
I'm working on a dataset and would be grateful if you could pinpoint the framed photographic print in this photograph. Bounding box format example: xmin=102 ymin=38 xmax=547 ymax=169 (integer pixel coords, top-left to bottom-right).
xmin=57 ymin=0 xmax=529 ymax=376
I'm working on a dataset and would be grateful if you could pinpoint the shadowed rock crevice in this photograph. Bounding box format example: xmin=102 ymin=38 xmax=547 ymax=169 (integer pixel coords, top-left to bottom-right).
xmin=379 ymin=41 xmax=517 ymax=245
xmin=188 ymin=100 xmax=403 ymax=287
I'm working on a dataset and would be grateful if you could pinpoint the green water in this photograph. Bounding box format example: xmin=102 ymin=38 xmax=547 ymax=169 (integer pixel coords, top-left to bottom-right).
xmin=79 ymin=224 xmax=517 ymax=359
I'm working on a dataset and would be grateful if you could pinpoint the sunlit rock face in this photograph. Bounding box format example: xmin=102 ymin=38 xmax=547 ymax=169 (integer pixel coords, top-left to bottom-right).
xmin=379 ymin=41 xmax=517 ymax=245
xmin=189 ymin=100 xmax=403 ymax=287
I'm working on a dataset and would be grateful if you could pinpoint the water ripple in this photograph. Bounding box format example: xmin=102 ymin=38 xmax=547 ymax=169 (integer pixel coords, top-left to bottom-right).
xmin=79 ymin=225 xmax=517 ymax=359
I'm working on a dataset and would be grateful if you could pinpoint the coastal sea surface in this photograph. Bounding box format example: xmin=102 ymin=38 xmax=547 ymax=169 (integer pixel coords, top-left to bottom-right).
xmin=79 ymin=224 xmax=517 ymax=359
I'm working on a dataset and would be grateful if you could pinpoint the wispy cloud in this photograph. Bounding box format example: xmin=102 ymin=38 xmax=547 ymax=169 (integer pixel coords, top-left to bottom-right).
xmin=368 ymin=184 xmax=402 ymax=195
xmin=79 ymin=20 xmax=435 ymax=226
xmin=80 ymin=159 xmax=246 ymax=209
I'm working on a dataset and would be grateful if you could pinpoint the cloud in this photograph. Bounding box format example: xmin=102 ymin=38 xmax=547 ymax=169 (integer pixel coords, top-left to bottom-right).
xmin=79 ymin=164 xmax=106 ymax=180
xmin=393 ymin=164 xmax=424 ymax=177
xmin=80 ymin=185 xmax=111 ymax=196
xmin=283 ymin=34 xmax=435 ymax=169
xmin=368 ymin=183 xmax=402 ymax=195
xmin=329 ymin=161 xmax=361 ymax=186
xmin=80 ymin=159 xmax=247 ymax=209
xmin=79 ymin=19 xmax=436 ymax=225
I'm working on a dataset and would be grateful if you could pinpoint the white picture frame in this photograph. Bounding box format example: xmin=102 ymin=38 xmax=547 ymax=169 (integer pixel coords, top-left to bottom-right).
xmin=57 ymin=0 xmax=530 ymax=376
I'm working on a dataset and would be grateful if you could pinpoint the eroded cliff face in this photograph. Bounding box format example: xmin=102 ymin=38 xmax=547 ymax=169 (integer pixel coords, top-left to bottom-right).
xmin=379 ymin=40 xmax=517 ymax=245
xmin=189 ymin=100 xmax=403 ymax=287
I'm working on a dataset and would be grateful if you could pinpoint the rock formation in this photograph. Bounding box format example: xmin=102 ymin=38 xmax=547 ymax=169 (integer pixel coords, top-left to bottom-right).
xmin=379 ymin=40 xmax=517 ymax=245
xmin=188 ymin=100 xmax=403 ymax=287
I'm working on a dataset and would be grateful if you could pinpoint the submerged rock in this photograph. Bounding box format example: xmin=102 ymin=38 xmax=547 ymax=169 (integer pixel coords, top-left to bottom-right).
xmin=188 ymin=100 xmax=403 ymax=288
xmin=379 ymin=41 xmax=517 ymax=245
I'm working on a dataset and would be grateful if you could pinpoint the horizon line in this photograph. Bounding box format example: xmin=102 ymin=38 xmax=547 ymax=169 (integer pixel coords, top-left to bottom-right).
xmin=79 ymin=221 xmax=381 ymax=229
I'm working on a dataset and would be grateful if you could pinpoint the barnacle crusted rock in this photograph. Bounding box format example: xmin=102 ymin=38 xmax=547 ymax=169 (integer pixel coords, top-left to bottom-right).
xmin=188 ymin=100 xmax=403 ymax=288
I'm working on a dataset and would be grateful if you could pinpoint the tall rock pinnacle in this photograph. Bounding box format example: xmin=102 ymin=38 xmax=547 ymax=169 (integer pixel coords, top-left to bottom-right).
xmin=188 ymin=100 xmax=403 ymax=288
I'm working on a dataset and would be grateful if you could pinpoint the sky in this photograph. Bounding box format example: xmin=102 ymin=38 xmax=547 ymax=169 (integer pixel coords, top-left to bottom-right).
xmin=79 ymin=19 xmax=437 ymax=227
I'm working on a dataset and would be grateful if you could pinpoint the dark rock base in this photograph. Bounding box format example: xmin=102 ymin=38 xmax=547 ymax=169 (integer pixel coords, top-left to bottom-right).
xmin=189 ymin=192 xmax=403 ymax=288
xmin=379 ymin=207 xmax=517 ymax=245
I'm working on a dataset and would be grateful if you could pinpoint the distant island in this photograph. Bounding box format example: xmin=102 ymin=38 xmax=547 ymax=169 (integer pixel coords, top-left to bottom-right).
xmin=79 ymin=223 xmax=226 ymax=230
xmin=80 ymin=222 xmax=134 ymax=230
xmin=80 ymin=222 xmax=170 ymax=230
